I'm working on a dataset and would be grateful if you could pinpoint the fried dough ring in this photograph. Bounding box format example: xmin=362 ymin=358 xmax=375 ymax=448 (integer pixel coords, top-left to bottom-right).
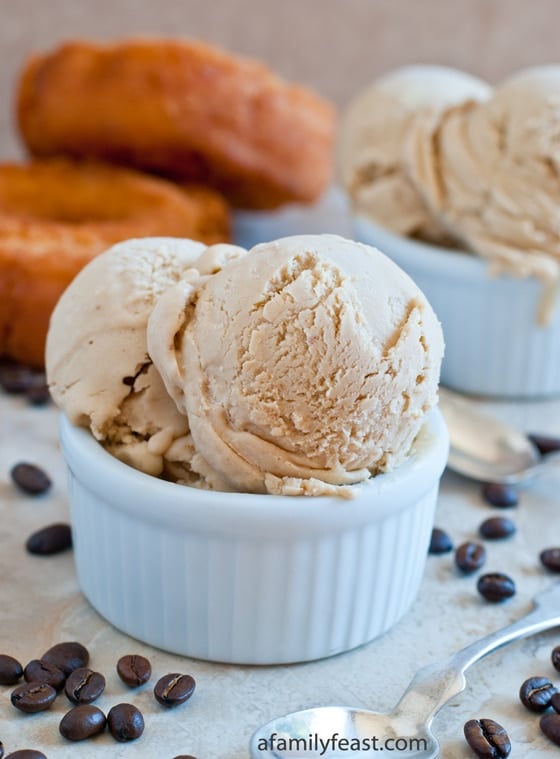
xmin=17 ymin=38 xmax=336 ymax=210
xmin=0 ymin=159 xmax=230 ymax=367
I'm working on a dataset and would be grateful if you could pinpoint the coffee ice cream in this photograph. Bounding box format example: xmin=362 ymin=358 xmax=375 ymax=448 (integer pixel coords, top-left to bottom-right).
xmin=46 ymin=236 xmax=245 ymax=477
xmin=337 ymin=65 xmax=491 ymax=243
xmin=406 ymin=66 xmax=560 ymax=311
xmin=149 ymin=234 xmax=444 ymax=497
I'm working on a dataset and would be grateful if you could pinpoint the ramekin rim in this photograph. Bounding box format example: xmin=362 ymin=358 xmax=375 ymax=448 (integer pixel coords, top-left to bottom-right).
xmin=59 ymin=407 xmax=449 ymax=525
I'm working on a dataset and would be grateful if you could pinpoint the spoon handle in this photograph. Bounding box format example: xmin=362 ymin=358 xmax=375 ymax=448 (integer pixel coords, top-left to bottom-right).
xmin=393 ymin=581 xmax=560 ymax=725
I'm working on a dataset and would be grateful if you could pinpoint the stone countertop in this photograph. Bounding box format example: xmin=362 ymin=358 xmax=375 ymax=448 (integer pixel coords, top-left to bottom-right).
xmin=2 ymin=191 xmax=560 ymax=757
xmin=2 ymin=369 xmax=560 ymax=759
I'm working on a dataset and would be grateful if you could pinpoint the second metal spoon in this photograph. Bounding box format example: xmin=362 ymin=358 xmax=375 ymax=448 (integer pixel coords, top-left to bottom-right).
xmin=438 ymin=387 xmax=560 ymax=485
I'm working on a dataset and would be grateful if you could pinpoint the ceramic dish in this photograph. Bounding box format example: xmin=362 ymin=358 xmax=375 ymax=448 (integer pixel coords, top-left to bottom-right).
xmin=60 ymin=408 xmax=448 ymax=665
xmin=354 ymin=215 xmax=560 ymax=398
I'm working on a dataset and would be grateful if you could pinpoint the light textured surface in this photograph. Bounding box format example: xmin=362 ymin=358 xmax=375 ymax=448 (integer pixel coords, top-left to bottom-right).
xmin=2 ymin=375 xmax=560 ymax=757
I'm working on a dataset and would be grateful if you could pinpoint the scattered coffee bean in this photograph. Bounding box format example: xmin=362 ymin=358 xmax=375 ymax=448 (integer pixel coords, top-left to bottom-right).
xmin=551 ymin=692 xmax=560 ymax=713
xmin=528 ymin=434 xmax=560 ymax=456
xmin=59 ymin=704 xmax=106 ymax=741
xmin=464 ymin=717 xmax=511 ymax=758
xmin=552 ymin=645 xmax=560 ymax=673
xmin=540 ymin=548 xmax=560 ymax=573
xmin=24 ymin=659 xmax=66 ymax=691
xmin=428 ymin=527 xmax=453 ymax=554
xmin=0 ymin=654 xmax=23 ymax=685
xmin=25 ymin=383 xmax=51 ymax=406
xmin=172 ymin=756 xmax=198 ymax=759
xmin=481 ymin=483 xmax=519 ymax=508
xmin=519 ymin=676 xmax=558 ymax=712
xmin=5 ymin=752 xmax=47 ymax=759
xmin=117 ymin=654 xmax=151 ymax=687
xmin=26 ymin=523 xmax=72 ymax=556
xmin=479 ymin=517 xmax=516 ymax=540
xmin=455 ymin=542 xmax=487 ymax=574
xmin=10 ymin=682 xmax=57 ymax=713
xmin=0 ymin=363 xmax=37 ymax=395
xmin=10 ymin=463 xmax=51 ymax=495
xmin=41 ymin=642 xmax=89 ymax=677
xmin=154 ymin=673 xmax=196 ymax=708
xmin=477 ymin=573 xmax=516 ymax=602
xmin=107 ymin=703 xmax=145 ymax=742
xmin=64 ymin=668 xmax=105 ymax=704
xmin=540 ymin=711 xmax=560 ymax=746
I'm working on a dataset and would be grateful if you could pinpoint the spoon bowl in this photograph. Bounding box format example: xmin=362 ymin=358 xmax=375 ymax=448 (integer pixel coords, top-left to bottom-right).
xmin=250 ymin=582 xmax=560 ymax=758
xmin=438 ymin=388 xmax=556 ymax=485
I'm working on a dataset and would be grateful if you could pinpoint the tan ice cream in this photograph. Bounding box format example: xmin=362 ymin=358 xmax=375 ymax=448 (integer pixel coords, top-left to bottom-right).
xmin=405 ymin=66 xmax=560 ymax=314
xmin=148 ymin=234 xmax=444 ymax=497
xmin=46 ymin=236 xmax=245 ymax=478
xmin=337 ymin=65 xmax=491 ymax=243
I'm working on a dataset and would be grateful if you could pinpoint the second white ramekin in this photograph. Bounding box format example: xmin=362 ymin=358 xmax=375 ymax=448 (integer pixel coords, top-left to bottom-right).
xmin=60 ymin=409 xmax=448 ymax=665
xmin=354 ymin=216 xmax=560 ymax=399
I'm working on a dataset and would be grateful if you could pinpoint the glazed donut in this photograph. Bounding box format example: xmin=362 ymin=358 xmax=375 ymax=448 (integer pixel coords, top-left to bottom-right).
xmin=0 ymin=159 xmax=230 ymax=367
xmin=16 ymin=38 xmax=336 ymax=210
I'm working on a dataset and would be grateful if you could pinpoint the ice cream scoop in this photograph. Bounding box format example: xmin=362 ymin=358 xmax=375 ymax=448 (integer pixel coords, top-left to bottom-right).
xmin=148 ymin=234 xmax=444 ymax=496
xmin=405 ymin=66 xmax=560 ymax=319
xmin=337 ymin=65 xmax=491 ymax=243
xmin=46 ymin=236 xmax=245 ymax=477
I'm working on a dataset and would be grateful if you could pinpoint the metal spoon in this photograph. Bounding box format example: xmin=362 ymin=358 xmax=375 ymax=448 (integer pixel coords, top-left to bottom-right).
xmin=250 ymin=582 xmax=560 ymax=758
xmin=438 ymin=387 xmax=560 ymax=485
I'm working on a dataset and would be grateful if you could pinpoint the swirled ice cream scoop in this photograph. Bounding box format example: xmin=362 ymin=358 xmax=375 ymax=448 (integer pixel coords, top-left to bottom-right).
xmin=148 ymin=234 xmax=444 ymax=496
xmin=337 ymin=65 xmax=491 ymax=243
xmin=46 ymin=236 xmax=245 ymax=477
xmin=406 ymin=66 xmax=560 ymax=306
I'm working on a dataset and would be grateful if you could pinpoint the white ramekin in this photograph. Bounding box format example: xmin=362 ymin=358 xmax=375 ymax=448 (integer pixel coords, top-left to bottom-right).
xmin=60 ymin=409 xmax=448 ymax=665
xmin=354 ymin=215 xmax=560 ymax=399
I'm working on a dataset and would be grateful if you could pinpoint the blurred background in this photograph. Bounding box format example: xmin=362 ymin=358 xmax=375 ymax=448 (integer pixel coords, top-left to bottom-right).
xmin=2 ymin=0 xmax=560 ymax=157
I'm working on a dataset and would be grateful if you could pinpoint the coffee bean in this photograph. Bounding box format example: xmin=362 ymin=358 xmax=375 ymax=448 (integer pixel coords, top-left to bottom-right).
xmin=477 ymin=573 xmax=516 ymax=602
xmin=541 ymin=711 xmax=560 ymax=746
xmin=116 ymin=654 xmax=151 ymax=687
xmin=540 ymin=548 xmax=560 ymax=573
xmin=479 ymin=517 xmax=516 ymax=540
xmin=25 ymin=383 xmax=51 ymax=406
xmin=428 ymin=527 xmax=453 ymax=554
xmin=520 ymin=676 xmax=558 ymax=712
xmin=528 ymin=434 xmax=560 ymax=456
xmin=10 ymin=681 xmax=57 ymax=713
xmin=0 ymin=363 xmax=37 ymax=394
xmin=154 ymin=673 xmax=196 ymax=708
xmin=59 ymin=704 xmax=106 ymax=741
xmin=455 ymin=542 xmax=487 ymax=574
xmin=464 ymin=717 xmax=511 ymax=758
xmin=0 ymin=740 xmax=3 ymax=758
xmin=552 ymin=645 xmax=560 ymax=673
xmin=481 ymin=483 xmax=519 ymax=508
xmin=10 ymin=463 xmax=51 ymax=495
xmin=551 ymin=692 xmax=560 ymax=713
xmin=5 ymin=752 xmax=48 ymax=759
xmin=64 ymin=668 xmax=105 ymax=704
xmin=0 ymin=654 xmax=23 ymax=685
xmin=41 ymin=642 xmax=89 ymax=677
xmin=172 ymin=756 xmax=198 ymax=759
xmin=26 ymin=523 xmax=72 ymax=555
xmin=107 ymin=703 xmax=145 ymax=742
xmin=24 ymin=659 xmax=66 ymax=691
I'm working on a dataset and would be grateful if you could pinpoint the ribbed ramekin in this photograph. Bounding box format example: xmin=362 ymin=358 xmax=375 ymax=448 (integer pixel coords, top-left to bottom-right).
xmin=60 ymin=409 xmax=448 ymax=665
xmin=354 ymin=216 xmax=560 ymax=398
